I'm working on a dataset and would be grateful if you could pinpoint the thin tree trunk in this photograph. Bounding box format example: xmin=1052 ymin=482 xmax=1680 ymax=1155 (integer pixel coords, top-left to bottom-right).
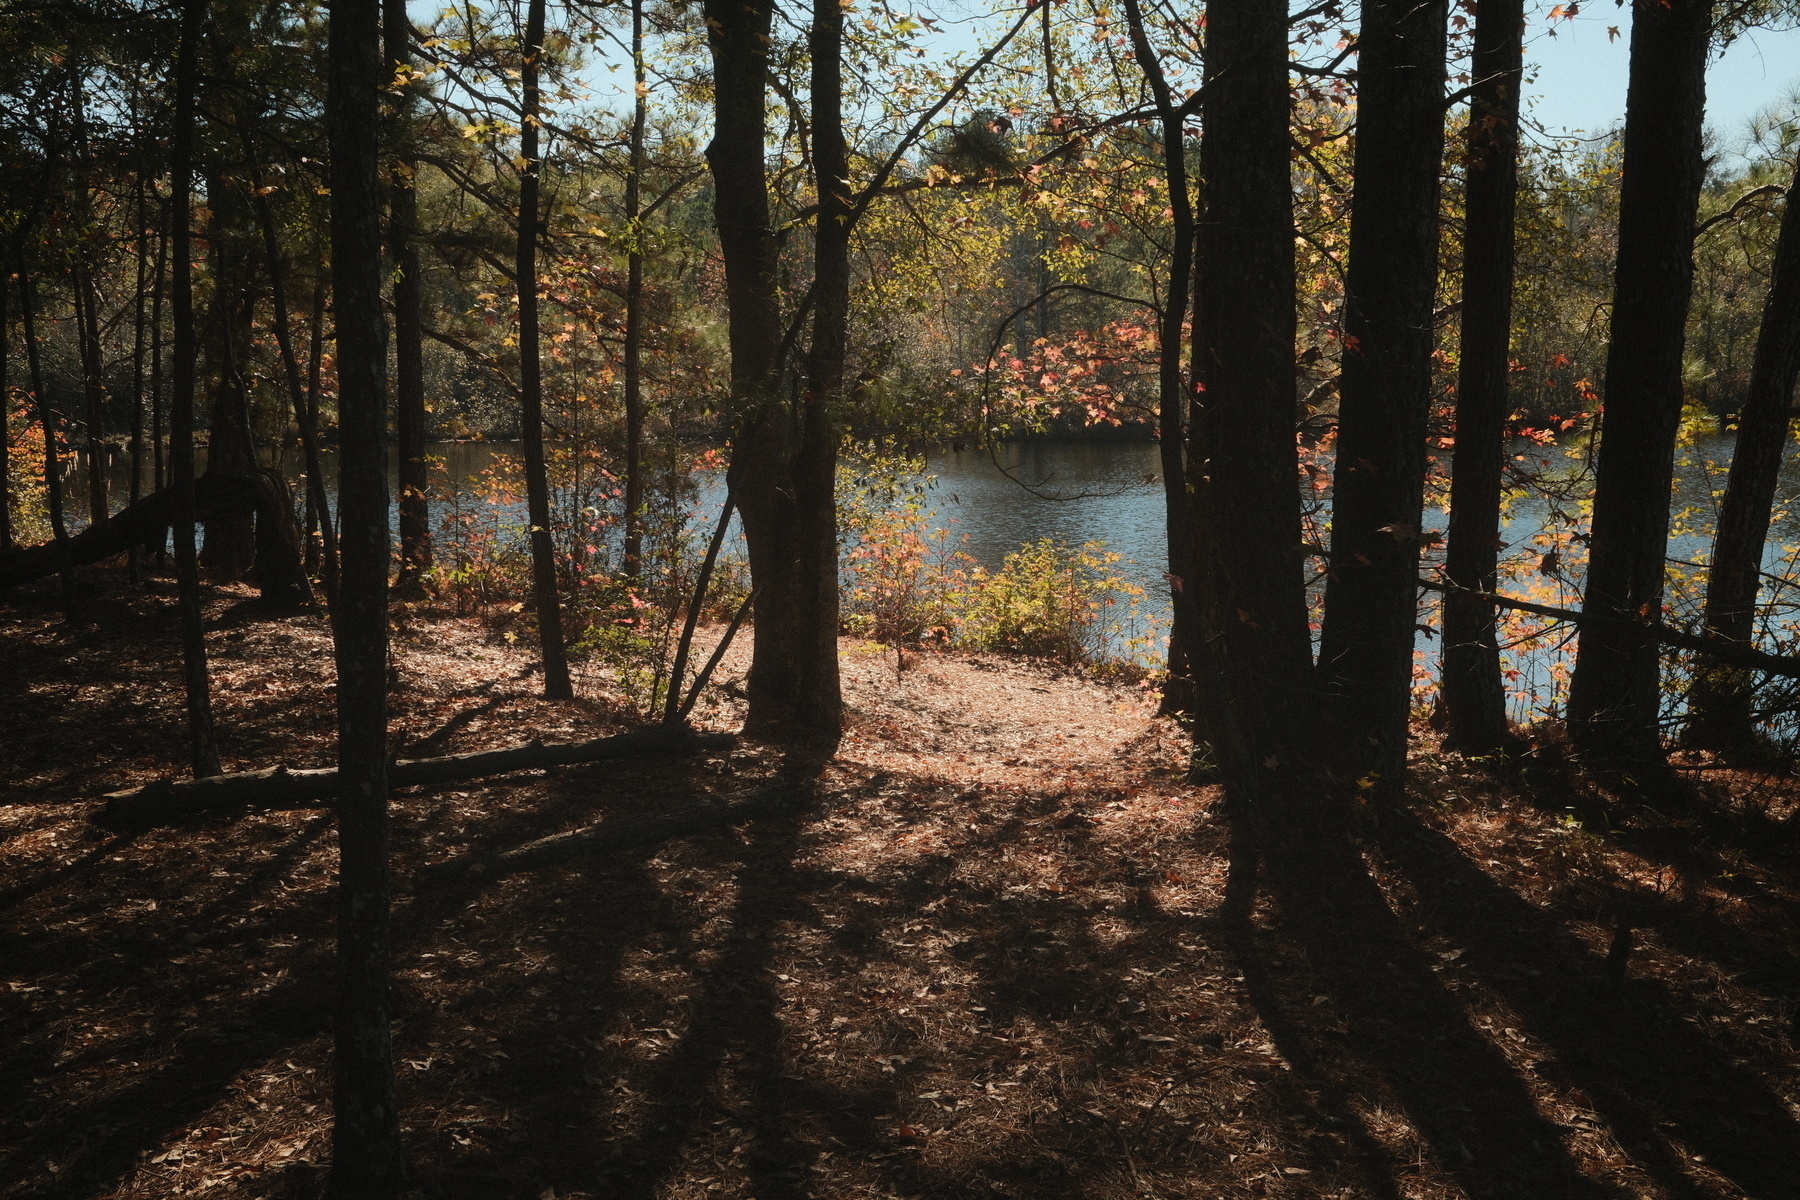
xmin=1191 ymin=0 xmax=1316 ymax=792
xmin=386 ymin=0 xmax=430 ymax=593
xmin=0 ymin=268 xmax=10 ymax=553
xmin=516 ymin=0 xmax=574 ymax=700
xmin=620 ymin=0 xmax=647 ymax=580
xmin=1316 ymin=0 xmax=1448 ymax=794
xmin=254 ymin=184 xmax=338 ymax=608
xmin=1440 ymin=0 xmax=1525 ymax=757
xmin=1119 ymin=0 xmax=1200 ymax=727
xmin=170 ymin=0 xmax=222 ymax=778
xmin=705 ymin=0 xmax=842 ymax=740
xmin=1687 ymin=168 xmax=1800 ymax=751
xmin=304 ymin=278 xmax=333 ymax=579
xmin=151 ymin=207 xmax=167 ymax=499
xmin=1566 ymin=0 xmax=1713 ymax=770
xmin=23 ymin=274 xmax=74 ymax=615
xmin=75 ymin=266 xmax=109 ymax=527
xmin=326 ymin=0 xmax=405 ymax=1190
xmin=129 ymin=167 xmax=150 ymax=581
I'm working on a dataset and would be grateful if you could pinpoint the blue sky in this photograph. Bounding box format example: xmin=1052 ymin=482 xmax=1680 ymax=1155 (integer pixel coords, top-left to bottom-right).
xmin=1521 ymin=9 xmax=1798 ymax=149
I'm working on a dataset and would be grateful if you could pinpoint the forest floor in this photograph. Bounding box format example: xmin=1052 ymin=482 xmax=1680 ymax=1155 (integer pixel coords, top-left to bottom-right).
xmin=3 ymin=568 xmax=1800 ymax=1200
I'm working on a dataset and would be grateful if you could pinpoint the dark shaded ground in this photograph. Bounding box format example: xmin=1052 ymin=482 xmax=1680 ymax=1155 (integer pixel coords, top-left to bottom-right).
xmin=3 ymin=567 xmax=1798 ymax=1199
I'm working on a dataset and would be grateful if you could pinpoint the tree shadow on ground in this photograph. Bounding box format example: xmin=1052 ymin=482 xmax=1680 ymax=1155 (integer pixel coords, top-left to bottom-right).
xmin=1225 ymin=802 xmax=1620 ymax=1200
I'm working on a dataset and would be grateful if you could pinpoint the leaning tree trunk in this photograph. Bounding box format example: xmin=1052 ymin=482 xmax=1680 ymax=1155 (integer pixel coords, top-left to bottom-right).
xmin=1119 ymin=0 xmax=1201 ymax=727
xmin=253 ymin=182 xmax=338 ymax=608
xmin=704 ymin=0 xmax=841 ymax=741
xmin=1191 ymin=0 xmax=1317 ymax=797
xmin=1440 ymin=0 xmax=1525 ymax=757
xmin=1566 ymin=0 xmax=1713 ymax=771
xmin=386 ymin=0 xmax=430 ymax=594
xmin=326 ymin=0 xmax=405 ymax=1190
xmin=170 ymin=0 xmax=221 ymax=778
xmin=1686 ymin=167 xmax=1800 ymax=752
xmin=516 ymin=0 xmax=575 ymax=700
xmin=1316 ymin=0 xmax=1448 ymax=796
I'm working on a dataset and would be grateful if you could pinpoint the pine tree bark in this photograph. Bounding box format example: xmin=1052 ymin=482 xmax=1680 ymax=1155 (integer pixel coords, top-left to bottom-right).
xmin=703 ymin=0 xmax=842 ymax=741
xmin=1191 ymin=0 xmax=1316 ymax=789
xmin=326 ymin=0 xmax=405 ymax=1189
xmin=386 ymin=0 xmax=430 ymax=593
xmin=1566 ymin=0 xmax=1713 ymax=770
xmin=1440 ymin=0 xmax=1525 ymax=757
xmin=1316 ymin=0 xmax=1448 ymax=793
xmin=795 ymin=0 xmax=848 ymax=736
xmin=516 ymin=0 xmax=575 ymax=700
xmin=170 ymin=0 xmax=221 ymax=778
xmin=1686 ymin=169 xmax=1800 ymax=751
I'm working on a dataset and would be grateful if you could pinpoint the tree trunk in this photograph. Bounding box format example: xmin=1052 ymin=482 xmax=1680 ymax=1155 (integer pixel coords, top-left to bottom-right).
xmin=1440 ymin=0 xmax=1525 ymax=757
xmin=170 ymin=0 xmax=221 ymax=779
xmin=1686 ymin=168 xmax=1800 ymax=751
xmin=23 ymin=273 xmax=74 ymax=614
xmin=1190 ymin=0 xmax=1317 ymax=793
xmin=326 ymin=0 xmax=405 ymax=1189
xmin=1316 ymin=0 xmax=1447 ymax=794
xmin=129 ymin=167 xmax=150 ymax=581
xmin=1119 ymin=0 xmax=1201 ymax=728
xmin=75 ymin=264 xmax=109 ymax=527
xmin=0 ymin=267 xmax=11 ymax=554
xmin=1566 ymin=0 xmax=1712 ymax=770
xmin=620 ymin=0 xmax=647 ymax=581
xmin=516 ymin=0 xmax=575 ymax=701
xmin=386 ymin=0 xmax=430 ymax=594
xmin=151 ymin=206 xmax=167 ymax=499
xmin=704 ymin=0 xmax=842 ymax=741
xmin=199 ymin=168 xmax=260 ymax=580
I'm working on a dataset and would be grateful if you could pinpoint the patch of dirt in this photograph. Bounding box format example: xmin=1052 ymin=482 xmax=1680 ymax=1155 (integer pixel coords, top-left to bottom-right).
xmin=2 ymin=568 xmax=1799 ymax=1199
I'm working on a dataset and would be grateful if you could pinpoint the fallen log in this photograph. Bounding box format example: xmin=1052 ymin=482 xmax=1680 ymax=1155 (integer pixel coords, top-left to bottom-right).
xmin=99 ymin=726 xmax=735 ymax=825
xmin=414 ymin=781 xmax=812 ymax=886
xmin=1418 ymin=578 xmax=1800 ymax=679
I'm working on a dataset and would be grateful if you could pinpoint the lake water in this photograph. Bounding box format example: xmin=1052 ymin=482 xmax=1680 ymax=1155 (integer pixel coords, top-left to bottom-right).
xmin=57 ymin=432 xmax=1800 ymax=720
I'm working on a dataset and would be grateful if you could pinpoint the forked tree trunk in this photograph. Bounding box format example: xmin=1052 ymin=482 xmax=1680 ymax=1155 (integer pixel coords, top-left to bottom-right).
xmin=386 ymin=0 xmax=430 ymax=593
xmin=1567 ymin=0 xmax=1713 ymax=771
xmin=1191 ymin=0 xmax=1317 ymax=793
xmin=1316 ymin=0 xmax=1448 ymax=794
xmin=1686 ymin=168 xmax=1800 ymax=751
xmin=326 ymin=0 xmax=405 ymax=1189
xmin=1440 ymin=0 xmax=1525 ymax=757
xmin=704 ymin=0 xmax=842 ymax=741
xmin=516 ymin=0 xmax=575 ymax=700
xmin=170 ymin=0 xmax=221 ymax=778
